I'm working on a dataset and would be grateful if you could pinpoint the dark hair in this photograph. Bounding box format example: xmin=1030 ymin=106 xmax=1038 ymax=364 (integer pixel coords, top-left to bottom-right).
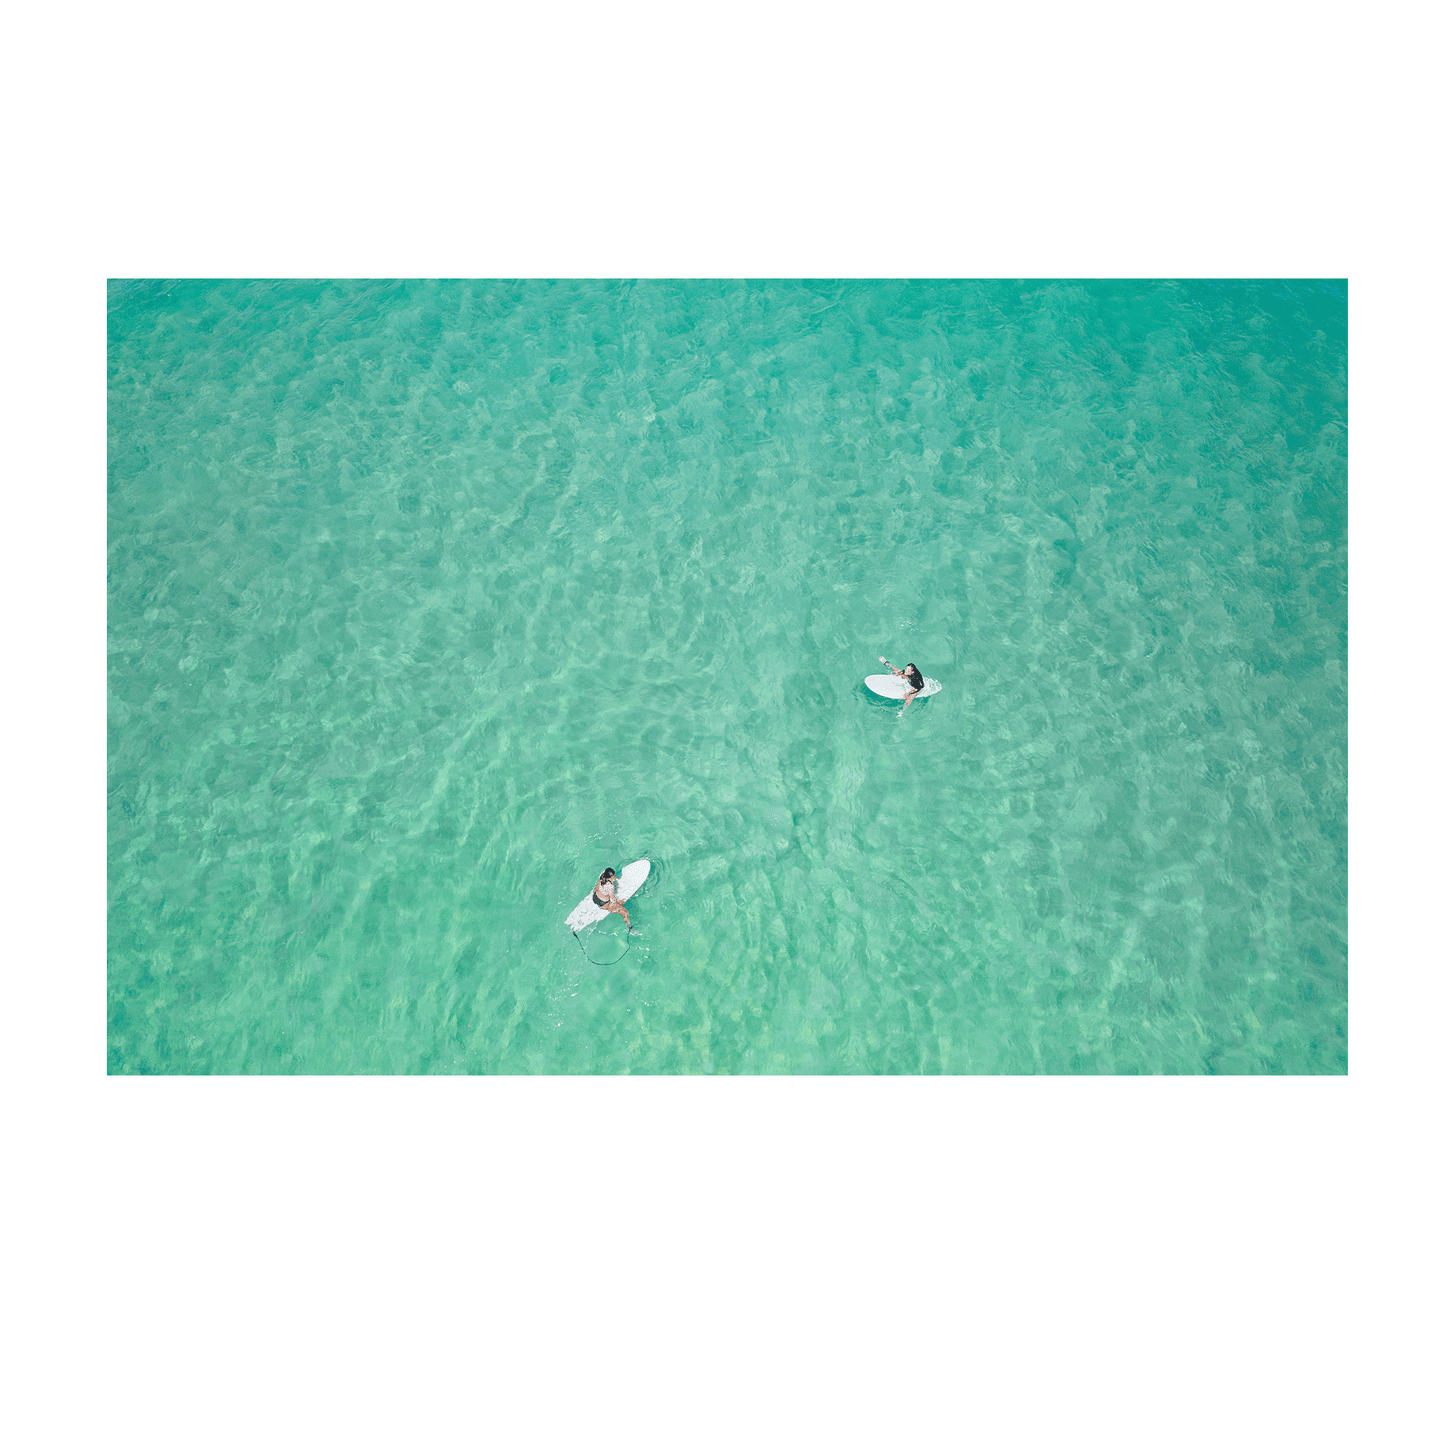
xmin=598 ymin=867 xmax=617 ymax=884
xmin=904 ymin=664 xmax=924 ymax=691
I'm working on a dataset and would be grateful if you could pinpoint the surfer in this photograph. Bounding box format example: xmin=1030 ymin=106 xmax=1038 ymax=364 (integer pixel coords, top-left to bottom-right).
xmin=880 ymin=656 xmax=927 ymax=712
xmin=592 ymin=867 xmax=632 ymax=930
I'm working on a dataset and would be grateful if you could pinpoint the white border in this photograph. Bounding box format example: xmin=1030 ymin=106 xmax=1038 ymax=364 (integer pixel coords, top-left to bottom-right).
xmin=50 ymin=231 xmax=1392 ymax=1127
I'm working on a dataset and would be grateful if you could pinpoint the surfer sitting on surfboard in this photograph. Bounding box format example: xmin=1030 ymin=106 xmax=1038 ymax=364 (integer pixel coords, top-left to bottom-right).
xmin=880 ymin=657 xmax=926 ymax=712
xmin=591 ymin=868 xmax=632 ymax=930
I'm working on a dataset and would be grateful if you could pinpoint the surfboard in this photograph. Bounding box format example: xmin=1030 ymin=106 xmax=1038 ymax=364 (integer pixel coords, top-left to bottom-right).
xmin=565 ymin=858 xmax=651 ymax=933
xmin=865 ymin=673 xmax=943 ymax=699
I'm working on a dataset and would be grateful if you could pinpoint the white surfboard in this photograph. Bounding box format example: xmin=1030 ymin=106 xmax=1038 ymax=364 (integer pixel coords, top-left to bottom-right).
xmin=865 ymin=673 xmax=943 ymax=699
xmin=565 ymin=858 xmax=651 ymax=933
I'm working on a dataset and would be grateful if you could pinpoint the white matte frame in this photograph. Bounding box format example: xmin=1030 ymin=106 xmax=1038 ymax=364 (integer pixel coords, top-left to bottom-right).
xmin=50 ymin=228 xmax=1392 ymax=1127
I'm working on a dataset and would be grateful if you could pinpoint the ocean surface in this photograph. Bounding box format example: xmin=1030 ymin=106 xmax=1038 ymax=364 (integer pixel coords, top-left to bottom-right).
xmin=107 ymin=279 xmax=1347 ymax=1073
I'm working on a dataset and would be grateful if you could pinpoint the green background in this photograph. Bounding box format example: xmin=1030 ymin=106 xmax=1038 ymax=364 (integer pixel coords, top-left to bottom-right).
xmin=11 ymin=0 xmax=1433 ymax=1439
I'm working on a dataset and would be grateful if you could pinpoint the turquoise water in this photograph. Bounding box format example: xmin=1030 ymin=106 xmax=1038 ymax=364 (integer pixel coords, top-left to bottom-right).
xmin=108 ymin=279 xmax=1346 ymax=1073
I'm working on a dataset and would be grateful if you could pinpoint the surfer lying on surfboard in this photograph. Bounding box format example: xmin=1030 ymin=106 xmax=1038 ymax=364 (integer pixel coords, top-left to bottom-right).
xmin=880 ymin=656 xmax=926 ymax=712
xmin=591 ymin=868 xmax=632 ymax=931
